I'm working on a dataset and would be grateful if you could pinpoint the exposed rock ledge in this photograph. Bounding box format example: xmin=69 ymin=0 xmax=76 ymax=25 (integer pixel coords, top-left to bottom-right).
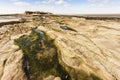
xmin=0 ymin=36 xmax=26 ymax=80
xmin=0 ymin=23 xmax=33 ymax=80
xmin=0 ymin=16 xmax=120 ymax=80
xmin=36 ymin=18 xmax=120 ymax=80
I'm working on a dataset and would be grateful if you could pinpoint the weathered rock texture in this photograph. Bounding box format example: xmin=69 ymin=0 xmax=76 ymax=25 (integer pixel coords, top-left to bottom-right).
xmin=0 ymin=16 xmax=120 ymax=80
xmin=0 ymin=23 xmax=33 ymax=80
xmin=37 ymin=16 xmax=120 ymax=80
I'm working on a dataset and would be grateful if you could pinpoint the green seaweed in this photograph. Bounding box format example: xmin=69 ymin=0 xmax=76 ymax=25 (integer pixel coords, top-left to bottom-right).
xmin=14 ymin=28 xmax=102 ymax=80
xmin=14 ymin=28 xmax=70 ymax=80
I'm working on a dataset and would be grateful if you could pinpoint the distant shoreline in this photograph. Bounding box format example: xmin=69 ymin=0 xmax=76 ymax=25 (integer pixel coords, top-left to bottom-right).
xmin=0 ymin=13 xmax=120 ymax=17
xmin=0 ymin=13 xmax=120 ymax=25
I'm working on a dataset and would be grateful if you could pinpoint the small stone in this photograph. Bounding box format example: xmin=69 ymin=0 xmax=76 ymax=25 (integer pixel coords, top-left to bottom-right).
xmin=43 ymin=75 xmax=55 ymax=80
xmin=54 ymin=77 xmax=61 ymax=80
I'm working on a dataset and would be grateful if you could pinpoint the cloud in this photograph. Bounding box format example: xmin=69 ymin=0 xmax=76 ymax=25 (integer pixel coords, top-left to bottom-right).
xmin=13 ymin=1 xmax=30 ymax=6
xmin=88 ymin=0 xmax=110 ymax=3
xmin=1 ymin=0 xmax=120 ymax=14
xmin=42 ymin=0 xmax=70 ymax=6
xmin=10 ymin=0 xmax=30 ymax=6
xmin=88 ymin=0 xmax=111 ymax=7
xmin=10 ymin=0 xmax=20 ymax=1
xmin=42 ymin=0 xmax=55 ymax=4
xmin=55 ymin=0 xmax=70 ymax=6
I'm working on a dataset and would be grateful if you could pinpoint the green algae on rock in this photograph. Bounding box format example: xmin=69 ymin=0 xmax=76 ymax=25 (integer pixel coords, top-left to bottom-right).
xmin=14 ymin=28 xmax=102 ymax=80
xmin=14 ymin=28 xmax=70 ymax=80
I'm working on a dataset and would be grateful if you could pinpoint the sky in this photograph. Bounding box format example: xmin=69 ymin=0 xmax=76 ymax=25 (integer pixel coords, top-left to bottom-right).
xmin=0 ymin=0 xmax=120 ymax=14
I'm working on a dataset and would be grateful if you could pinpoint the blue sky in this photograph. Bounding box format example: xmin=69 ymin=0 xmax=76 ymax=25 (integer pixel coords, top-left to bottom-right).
xmin=0 ymin=0 xmax=120 ymax=14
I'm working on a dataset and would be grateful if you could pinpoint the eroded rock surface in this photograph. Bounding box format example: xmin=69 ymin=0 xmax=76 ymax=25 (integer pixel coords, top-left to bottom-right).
xmin=0 ymin=16 xmax=120 ymax=80
xmin=37 ymin=17 xmax=120 ymax=80
xmin=0 ymin=23 xmax=33 ymax=80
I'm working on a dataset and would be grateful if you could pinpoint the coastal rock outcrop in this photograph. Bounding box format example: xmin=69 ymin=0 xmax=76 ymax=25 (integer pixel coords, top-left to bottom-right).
xmin=0 ymin=16 xmax=120 ymax=80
